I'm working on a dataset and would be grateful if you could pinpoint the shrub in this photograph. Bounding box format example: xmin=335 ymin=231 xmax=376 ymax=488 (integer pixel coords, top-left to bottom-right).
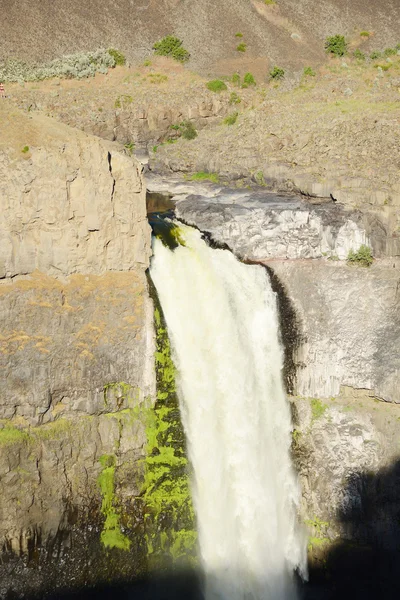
xmin=396 ymin=43 xmax=400 ymax=51
xmin=124 ymin=142 xmax=135 ymax=155
xmin=353 ymin=48 xmax=366 ymax=61
xmin=303 ymin=66 xmax=316 ymax=76
xmin=325 ymin=35 xmax=348 ymax=56
xmin=231 ymin=72 xmax=241 ymax=86
xmin=347 ymin=245 xmax=373 ymax=267
xmin=0 ymin=49 xmax=115 ymax=82
xmin=108 ymin=48 xmax=126 ymax=66
xmin=235 ymin=32 xmax=243 ymax=38
xmin=114 ymin=94 xmax=133 ymax=108
xmin=236 ymin=43 xmax=247 ymax=52
xmin=243 ymin=72 xmax=256 ymax=86
xmin=148 ymin=73 xmax=168 ymax=83
xmin=143 ymin=59 xmax=152 ymax=67
xmin=180 ymin=120 xmax=198 ymax=140
xmin=269 ymin=66 xmax=285 ymax=79
xmin=223 ymin=112 xmax=238 ymax=125
xmin=360 ymin=31 xmax=370 ymax=37
xmin=370 ymin=50 xmax=382 ymax=60
xmin=264 ymin=0 xmax=276 ymax=4
xmin=21 ymin=146 xmax=29 ymax=153
xmin=153 ymin=36 xmax=190 ymax=63
xmin=189 ymin=172 xmax=219 ymax=183
xmin=206 ymin=79 xmax=227 ymax=92
xmin=383 ymin=47 xmax=397 ymax=56
xmin=229 ymin=91 xmax=241 ymax=104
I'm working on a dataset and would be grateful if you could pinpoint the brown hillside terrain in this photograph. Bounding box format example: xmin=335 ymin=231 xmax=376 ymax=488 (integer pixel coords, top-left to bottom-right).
xmin=1 ymin=0 xmax=400 ymax=76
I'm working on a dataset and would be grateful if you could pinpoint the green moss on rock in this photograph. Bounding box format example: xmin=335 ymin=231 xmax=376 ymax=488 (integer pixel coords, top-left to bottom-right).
xmin=98 ymin=454 xmax=131 ymax=551
xmin=140 ymin=299 xmax=197 ymax=567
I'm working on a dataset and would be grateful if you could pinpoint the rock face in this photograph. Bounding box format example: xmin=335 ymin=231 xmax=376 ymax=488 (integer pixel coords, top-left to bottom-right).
xmin=0 ymin=107 xmax=154 ymax=595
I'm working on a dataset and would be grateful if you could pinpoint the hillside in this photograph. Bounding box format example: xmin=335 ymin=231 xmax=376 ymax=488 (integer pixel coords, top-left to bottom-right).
xmin=2 ymin=0 xmax=400 ymax=77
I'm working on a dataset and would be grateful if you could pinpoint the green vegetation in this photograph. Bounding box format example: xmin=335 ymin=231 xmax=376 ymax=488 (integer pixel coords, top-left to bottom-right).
xmin=311 ymin=398 xmax=328 ymax=421
xmin=174 ymin=120 xmax=198 ymax=140
xmin=360 ymin=31 xmax=370 ymax=37
xmin=264 ymin=0 xmax=276 ymax=4
xmin=21 ymin=146 xmax=29 ymax=153
xmin=254 ymin=170 xmax=266 ymax=186
xmin=206 ymin=79 xmax=227 ymax=92
xmin=269 ymin=66 xmax=285 ymax=80
xmin=223 ymin=111 xmax=238 ymax=125
xmin=231 ymin=72 xmax=241 ymax=87
xmin=143 ymin=59 xmax=152 ymax=67
xmin=370 ymin=51 xmax=382 ymax=60
xmin=140 ymin=304 xmax=196 ymax=566
xmin=188 ymin=171 xmax=220 ymax=183
xmin=124 ymin=142 xmax=135 ymax=156
xmin=384 ymin=47 xmax=397 ymax=56
xmin=153 ymin=36 xmax=190 ymax=63
xmin=242 ymin=72 xmax=256 ymax=87
xmin=347 ymin=244 xmax=373 ymax=267
xmin=235 ymin=32 xmax=243 ymax=38
xmin=114 ymin=94 xmax=133 ymax=108
xmin=107 ymin=48 xmax=126 ymax=66
xmin=236 ymin=43 xmax=247 ymax=53
xmin=148 ymin=73 xmax=168 ymax=83
xmin=0 ymin=49 xmax=116 ymax=82
xmin=353 ymin=48 xmax=366 ymax=61
xmin=229 ymin=91 xmax=241 ymax=105
xmin=0 ymin=424 xmax=29 ymax=446
xmin=98 ymin=454 xmax=131 ymax=551
xmin=325 ymin=35 xmax=348 ymax=57
xmin=303 ymin=66 xmax=316 ymax=76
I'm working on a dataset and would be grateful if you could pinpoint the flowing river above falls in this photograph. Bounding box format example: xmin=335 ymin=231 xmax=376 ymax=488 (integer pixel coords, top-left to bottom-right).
xmin=150 ymin=220 xmax=308 ymax=600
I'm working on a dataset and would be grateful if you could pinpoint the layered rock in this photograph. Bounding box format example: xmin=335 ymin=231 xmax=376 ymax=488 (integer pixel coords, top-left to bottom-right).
xmin=0 ymin=106 xmax=154 ymax=594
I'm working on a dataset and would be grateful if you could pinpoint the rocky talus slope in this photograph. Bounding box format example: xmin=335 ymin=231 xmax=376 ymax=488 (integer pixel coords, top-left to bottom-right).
xmin=0 ymin=104 xmax=155 ymax=594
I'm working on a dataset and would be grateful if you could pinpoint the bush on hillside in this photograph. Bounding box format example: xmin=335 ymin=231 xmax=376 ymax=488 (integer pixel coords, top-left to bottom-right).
xmin=269 ymin=66 xmax=285 ymax=80
xmin=325 ymin=35 xmax=348 ymax=57
xmin=0 ymin=49 xmax=115 ymax=82
xmin=242 ymin=72 xmax=256 ymax=87
xmin=231 ymin=72 xmax=241 ymax=86
xmin=153 ymin=36 xmax=190 ymax=62
xmin=347 ymin=245 xmax=373 ymax=267
xmin=108 ymin=48 xmax=126 ymax=66
xmin=206 ymin=79 xmax=227 ymax=92
xmin=303 ymin=66 xmax=316 ymax=76
xmin=229 ymin=91 xmax=241 ymax=104
xmin=353 ymin=49 xmax=366 ymax=60
xmin=223 ymin=111 xmax=238 ymax=125
xmin=236 ymin=43 xmax=247 ymax=52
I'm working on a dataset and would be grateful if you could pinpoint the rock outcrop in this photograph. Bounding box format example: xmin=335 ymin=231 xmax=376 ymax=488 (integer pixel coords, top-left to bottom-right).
xmin=0 ymin=106 xmax=154 ymax=595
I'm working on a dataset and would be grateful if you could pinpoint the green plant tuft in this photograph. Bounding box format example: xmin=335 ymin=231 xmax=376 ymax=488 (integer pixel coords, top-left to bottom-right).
xmin=311 ymin=398 xmax=328 ymax=421
xmin=360 ymin=31 xmax=370 ymax=37
xmin=325 ymin=35 xmax=348 ymax=57
xmin=353 ymin=48 xmax=366 ymax=61
xmin=235 ymin=32 xmax=243 ymax=38
xmin=223 ymin=112 xmax=238 ymax=125
xmin=231 ymin=72 xmax=241 ymax=87
xmin=229 ymin=91 xmax=241 ymax=105
xmin=236 ymin=43 xmax=247 ymax=52
xmin=206 ymin=79 xmax=227 ymax=92
xmin=347 ymin=245 xmax=373 ymax=267
xmin=21 ymin=146 xmax=29 ymax=153
xmin=153 ymin=36 xmax=190 ymax=62
xmin=383 ymin=47 xmax=397 ymax=57
xmin=108 ymin=48 xmax=126 ymax=66
xmin=188 ymin=171 xmax=220 ymax=183
xmin=269 ymin=66 xmax=285 ymax=80
xmin=370 ymin=50 xmax=382 ymax=60
xmin=242 ymin=72 xmax=256 ymax=87
xmin=303 ymin=66 xmax=316 ymax=76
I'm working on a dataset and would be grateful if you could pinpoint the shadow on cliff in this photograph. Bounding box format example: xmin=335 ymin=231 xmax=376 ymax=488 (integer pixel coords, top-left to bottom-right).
xmin=303 ymin=458 xmax=400 ymax=600
xmin=17 ymin=569 xmax=203 ymax=600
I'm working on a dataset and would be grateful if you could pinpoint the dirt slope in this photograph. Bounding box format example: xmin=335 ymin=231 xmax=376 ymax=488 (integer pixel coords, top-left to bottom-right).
xmin=1 ymin=0 xmax=399 ymax=75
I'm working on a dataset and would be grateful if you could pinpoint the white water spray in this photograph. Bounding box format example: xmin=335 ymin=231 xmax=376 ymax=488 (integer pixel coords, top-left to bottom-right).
xmin=150 ymin=223 xmax=307 ymax=600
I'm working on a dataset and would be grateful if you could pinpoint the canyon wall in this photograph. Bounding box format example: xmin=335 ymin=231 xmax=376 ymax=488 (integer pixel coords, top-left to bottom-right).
xmin=0 ymin=107 xmax=154 ymax=595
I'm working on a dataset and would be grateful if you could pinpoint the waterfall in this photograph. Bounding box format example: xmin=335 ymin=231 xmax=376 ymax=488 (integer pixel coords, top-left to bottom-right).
xmin=150 ymin=222 xmax=307 ymax=600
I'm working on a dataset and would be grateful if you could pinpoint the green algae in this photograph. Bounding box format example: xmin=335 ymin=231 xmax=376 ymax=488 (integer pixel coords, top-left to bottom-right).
xmin=97 ymin=453 xmax=131 ymax=551
xmin=140 ymin=300 xmax=197 ymax=567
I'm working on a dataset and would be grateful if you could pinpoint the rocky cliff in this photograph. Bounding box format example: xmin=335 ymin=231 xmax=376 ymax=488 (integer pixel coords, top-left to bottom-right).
xmin=0 ymin=106 xmax=156 ymax=595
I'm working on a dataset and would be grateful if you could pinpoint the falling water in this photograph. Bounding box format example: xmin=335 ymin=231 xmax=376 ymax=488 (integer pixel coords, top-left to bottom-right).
xmin=150 ymin=222 xmax=307 ymax=600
